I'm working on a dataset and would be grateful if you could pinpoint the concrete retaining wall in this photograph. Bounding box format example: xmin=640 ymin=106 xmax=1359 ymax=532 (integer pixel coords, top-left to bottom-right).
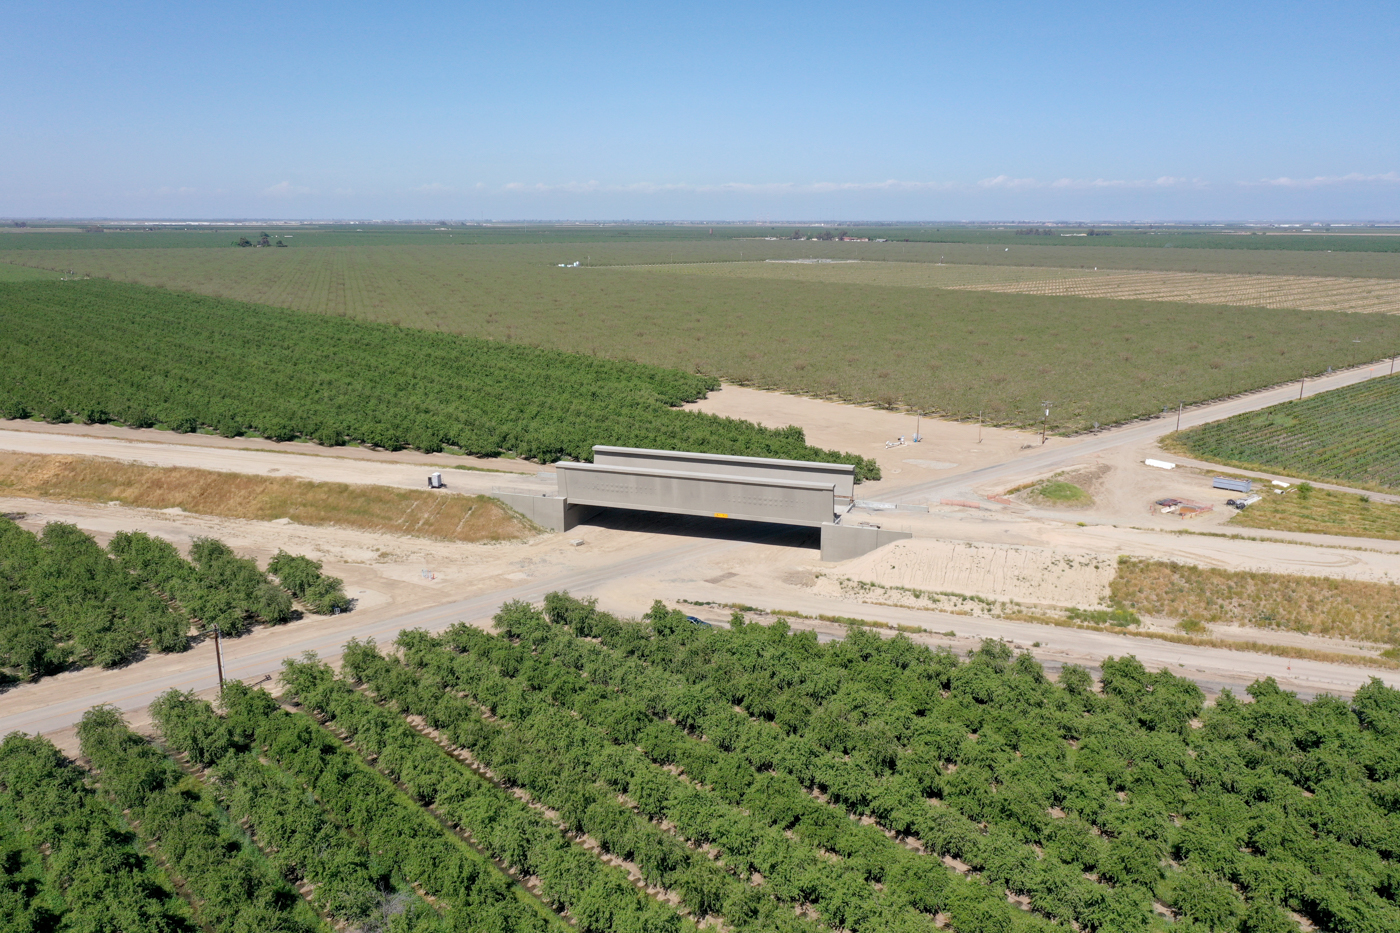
xmin=494 ymin=492 xmax=599 ymax=532
xmin=820 ymin=522 xmax=914 ymax=562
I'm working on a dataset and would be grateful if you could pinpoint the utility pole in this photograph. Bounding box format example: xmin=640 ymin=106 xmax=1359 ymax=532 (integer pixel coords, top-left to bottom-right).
xmin=212 ymin=624 xmax=225 ymax=697
xmin=1299 ymin=372 xmax=1306 ymax=399
xmin=1392 ymin=356 xmax=1396 ymax=376
xmin=1040 ymin=401 xmax=1051 ymax=445
xmin=1176 ymin=400 xmax=1183 ymax=432
xmin=913 ymin=411 xmax=922 ymax=443
xmin=978 ymin=409 xmax=984 ymax=443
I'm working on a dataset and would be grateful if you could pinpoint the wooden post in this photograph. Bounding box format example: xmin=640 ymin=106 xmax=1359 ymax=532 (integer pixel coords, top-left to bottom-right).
xmin=213 ymin=624 xmax=225 ymax=696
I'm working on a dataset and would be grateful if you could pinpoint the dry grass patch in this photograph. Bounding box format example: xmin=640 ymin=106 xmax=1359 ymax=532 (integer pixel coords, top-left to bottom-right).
xmin=947 ymin=270 xmax=1400 ymax=314
xmin=644 ymin=261 xmax=1400 ymax=313
xmin=1110 ymin=557 xmax=1400 ymax=645
xmin=0 ymin=452 xmax=534 ymax=542
xmin=1228 ymin=487 xmax=1400 ymax=541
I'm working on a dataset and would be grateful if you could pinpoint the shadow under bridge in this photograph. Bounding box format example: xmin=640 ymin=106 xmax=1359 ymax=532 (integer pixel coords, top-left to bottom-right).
xmin=493 ymin=446 xmax=909 ymax=561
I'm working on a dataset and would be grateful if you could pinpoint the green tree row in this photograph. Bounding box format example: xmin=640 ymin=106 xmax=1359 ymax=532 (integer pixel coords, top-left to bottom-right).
xmin=110 ymin=532 xmax=293 ymax=636
xmin=0 ymin=732 xmax=193 ymax=933
xmin=150 ymin=689 xmax=449 ymax=931
xmin=0 ymin=521 xmax=348 ymax=683
xmin=278 ymin=656 xmax=687 ymax=933
xmin=0 ymin=279 xmax=879 ymax=479
xmin=465 ymin=592 xmax=1399 ymax=933
xmin=153 ymin=682 xmax=567 ymax=932
xmin=344 ymin=632 xmax=1050 ymax=933
xmin=0 ymin=519 xmax=187 ymax=676
xmin=76 ymin=707 xmax=327 ymax=933
xmin=266 ymin=550 xmax=351 ymax=615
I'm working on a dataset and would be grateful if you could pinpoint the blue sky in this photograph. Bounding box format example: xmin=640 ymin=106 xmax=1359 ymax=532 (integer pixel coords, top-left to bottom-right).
xmin=4 ymin=1 xmax=1397 ymax=221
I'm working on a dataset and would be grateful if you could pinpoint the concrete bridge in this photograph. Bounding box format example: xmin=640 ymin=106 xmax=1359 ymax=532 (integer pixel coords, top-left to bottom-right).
xmin=495 ymin=446 xmax=909 ymax=561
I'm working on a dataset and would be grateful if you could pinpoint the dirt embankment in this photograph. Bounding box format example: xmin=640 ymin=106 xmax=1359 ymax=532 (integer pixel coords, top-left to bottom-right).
xmin=816 ymin=538 xmax=1117 ymax=609
xmin=0 ymin=451 xmax=535 ymax=543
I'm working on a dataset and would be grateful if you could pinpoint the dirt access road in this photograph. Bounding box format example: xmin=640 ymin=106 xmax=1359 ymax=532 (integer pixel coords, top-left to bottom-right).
xmin=881 ymin=357 xmax=1396 ymax=505
xmin=5 ymin=359 xmax=1400 ymax=741
xmin=0 ymin=427 xmax=553 ymax=498
xmin=5 ymin=504 xmax=1395 ymax=749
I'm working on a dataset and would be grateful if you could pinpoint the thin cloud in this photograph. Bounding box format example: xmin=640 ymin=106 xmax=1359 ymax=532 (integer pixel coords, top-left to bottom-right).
xmin=498 ymin=179 xmax=962 ymax=195
xmin=977 ymin=175 xmax=1039 ymax=189
xmin=1049 ymin=176 xmax=1204 ymax=190
xmin=262 ymin=181 xmax=314 ymax=197
xmin=1245 ymin=171 xmax=1400 ymax=188
xmin=413 ymin=182 xmax=457 ymax=194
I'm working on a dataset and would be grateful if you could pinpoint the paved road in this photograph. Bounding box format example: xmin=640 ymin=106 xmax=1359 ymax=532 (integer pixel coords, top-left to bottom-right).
xmin=10 ymin=517 xmax=1394 ymax=740
xmin=0 ymin=532 xmax=753 ymax=737
xmin=884 ymin=358 xmax=1397 ymax=504
xmin=4 ymin=358 xmax=1398 ymax=737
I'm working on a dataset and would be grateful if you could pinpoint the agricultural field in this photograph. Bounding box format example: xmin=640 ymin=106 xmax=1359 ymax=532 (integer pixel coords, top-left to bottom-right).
xmin=1226 ymin=485 xmax=1400 ymax=542
xmin=0 ymin=263 xmax=59 ymax=282
xmin=5 ymin=588 xmax=1400 ymax=933
xmin=5 ymin=222 xmax=1400 ymax=263
xmin=13 ymin=592 xmax=1397 ymax=933
xmin=250 ymin=596 xmax=1400 ymax=930
xmin=0 ymin=279 xmax=877 ymax=476
xmin=0 ymin=451 xmax=535 ymax=543
xmin=1168 ymin=374 xmax=1400 ymax=491
xmin=10 ymin=235 xmax=1400 ymax=278
xmin=947 ymin=271 xmax=1400 ymax=313
xmin=5 ymin=256 xmax=1399 ymax=434
xmin=836 ymin=227 xmax=1400 ymax=255
xmin=0 ymin=731 xmax=199 ymax=933
xmin=0 ymin=516 xmax=348 ymax=683
xmin=644 ymin=261 xmax=1400 ymax=313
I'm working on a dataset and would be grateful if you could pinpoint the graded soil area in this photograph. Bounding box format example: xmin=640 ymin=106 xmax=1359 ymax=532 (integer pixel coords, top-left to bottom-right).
xmin=684 ymin=384 xmax=1068 ymax=497
xmin=8 ymin=373 xmax=1400 ymax=746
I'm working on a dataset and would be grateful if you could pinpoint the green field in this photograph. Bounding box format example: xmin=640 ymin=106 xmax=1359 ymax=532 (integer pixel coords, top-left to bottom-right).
xmin=0 ymin=279 xmax=877 ymax=474
xmin=5 ymin=222 xmax=1399 ymax=258
xmin=6 ymin=248 xmax=1397 ymax=432
xmin=0 ymin=262 xmax=59 ymax=281
xmin=6 ymin=592 xmax=1400 ymax=932
xmin=1169 ymin=374 xmax=1400 ymax=490
xmin=8 ymin=227 xmax=1400 ymax=434
xmin=318 ymin=595 xmax=1400 ymax=933
xmin=10 ymin=234 xmax=1400 ymax=277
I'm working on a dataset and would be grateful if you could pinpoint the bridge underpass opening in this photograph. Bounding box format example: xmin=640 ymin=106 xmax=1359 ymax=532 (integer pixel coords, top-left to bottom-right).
xmin=494 ymin=447 xmax=909 ymax=561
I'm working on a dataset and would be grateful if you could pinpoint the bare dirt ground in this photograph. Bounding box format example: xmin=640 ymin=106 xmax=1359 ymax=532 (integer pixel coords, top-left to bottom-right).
xmin=8 ymin=368 xmax=1400 ymax=745
xmin=0 ymin=418 xmax=545 ymax=472
xmin=0 ymin=428 xmax=552 ymax=496
xmin=647 ymin=259 xmax=1400 ymax=313
xmin=813 ymin=538 xmax=1117 ymax=607
xmin=684 ymin=384 xmax=1069 ymax=498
